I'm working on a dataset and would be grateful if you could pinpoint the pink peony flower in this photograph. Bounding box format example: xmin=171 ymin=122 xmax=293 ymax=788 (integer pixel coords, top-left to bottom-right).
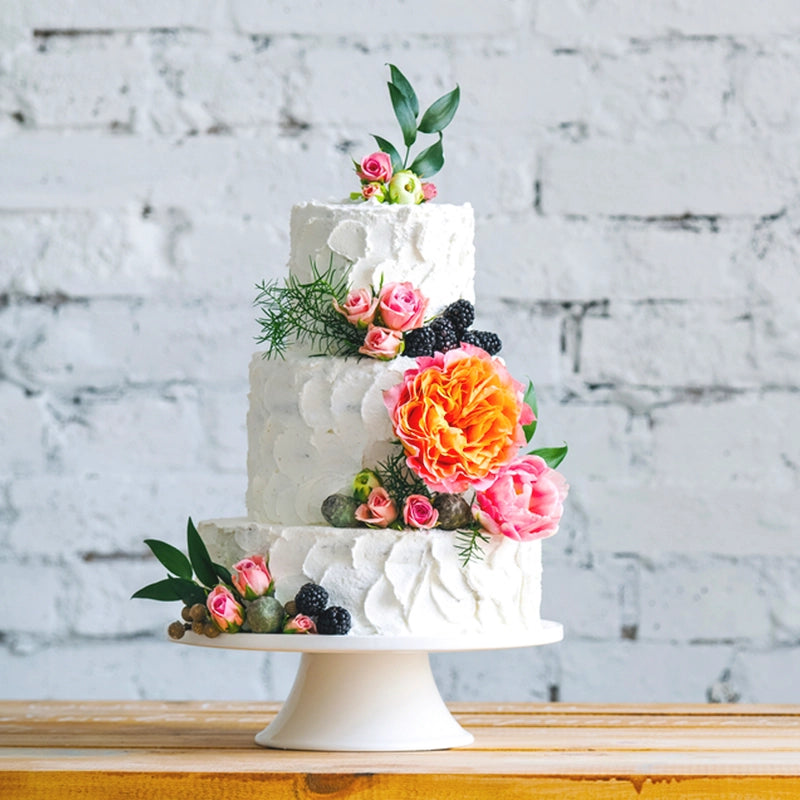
xmin=206 ymin=585 xmax=244 ymax=633
xmin=283 ymin=614 xmax=318 ymax=634
xmin=473 ymin=455 xmax=568 ymax=542
xmin=384 ymin=344 xmax=534 ymax=493
xmin=362 ymin=181 xmax=387 ymax=202
xmin=231 ymin=555 xmax=272 ymax=600
xmin=357 ymin=151 xmax=393 ymax=183
xmin=421 ymin=182 xmax=437 ymax=201
xmin=378 ymin=282 xmax=429 ymax=332
xmin=355 ymin=487 xmax=398 ymax=527
xmin=333 ymin=288 xmax=379 ymax=327
xmin=403 ymin=494 xmax=439 ymax=529
xmin=358 ymin=324 xmax=405 ymax=360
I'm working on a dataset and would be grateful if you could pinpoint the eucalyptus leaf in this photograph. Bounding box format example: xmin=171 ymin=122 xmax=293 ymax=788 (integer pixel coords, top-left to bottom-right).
xmin=388 ymin=64 xmax=419 ymax=117
xmin=186 ymin=517 xmax=218 ymax=589
xmin=522 ymin=380 xmax=538 ymax=443
xmin=528 ymin=444 xmax=569 ymax=469
xmin=408 ymin=138 xmax=444 ymax=179
xmin=371 ymin=134 xmax=403 ymax=174
xmin=417 ymin=85 xmax=460 ymax=134
xmin=131 ymin=579 xmax=183 ymax=602
xmin=388 ymin=82 xmax=417 ymax=147
xmin=144 ymin=539 xmax=193 ymax=580
xmin=167 ymin=575 xmax=208 ymax=607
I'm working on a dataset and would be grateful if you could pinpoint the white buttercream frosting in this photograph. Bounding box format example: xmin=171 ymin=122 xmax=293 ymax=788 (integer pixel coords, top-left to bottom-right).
xmin=199 ymin=518 xmax=543 ymax=636
xmin=289 ymin=201 xmax=475 ymax=316
xmin=246 ymin=353 xmax=413 ymax=525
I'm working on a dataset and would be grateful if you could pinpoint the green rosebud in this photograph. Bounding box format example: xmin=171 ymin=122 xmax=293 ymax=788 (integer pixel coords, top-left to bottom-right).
xmin=321 ymin=493 xmax=361 ymax=527
xmin=353 ymin=469 xmax=381 ymax=502
xmin=388 ymin=170 xmax=424 ymax=205
xmin=246 ymin=596 xmax=285 ymax=633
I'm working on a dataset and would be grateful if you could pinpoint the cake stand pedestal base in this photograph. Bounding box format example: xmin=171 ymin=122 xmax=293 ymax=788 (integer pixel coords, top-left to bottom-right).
xmin=176 ymin=621 xmax=563 ymax=751
xmin=255 ymin=651 xmax=472 ymax=751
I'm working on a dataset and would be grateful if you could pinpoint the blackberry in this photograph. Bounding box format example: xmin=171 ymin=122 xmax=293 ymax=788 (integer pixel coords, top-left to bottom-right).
xmin=403 ymin=326 xmax=436 ymax=358
xmin=317 ymin=606 xmax=352 ymax=635
xmin=295 ymin=583 xmax=329 ymax=616
xmin=429 ymin=317 xmax=459 ymax=352
xmin=461 ymin=329 xmax=502 ymax=355
xmin=443 ymin=299 xmax=475 ymax=335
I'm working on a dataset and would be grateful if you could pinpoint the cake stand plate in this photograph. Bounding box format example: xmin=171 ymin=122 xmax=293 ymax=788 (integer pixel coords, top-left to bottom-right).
xmin=176 ymin=620 xmax=562 ymax=751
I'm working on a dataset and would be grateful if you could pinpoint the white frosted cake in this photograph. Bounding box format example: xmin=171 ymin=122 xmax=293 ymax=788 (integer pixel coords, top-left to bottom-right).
xmin=199 ymin=199 xmax=564 ymax=637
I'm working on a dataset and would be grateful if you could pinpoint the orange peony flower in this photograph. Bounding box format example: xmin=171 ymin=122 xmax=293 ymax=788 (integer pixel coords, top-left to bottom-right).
xmin=383 ymin=344 xmax=534 ymax=493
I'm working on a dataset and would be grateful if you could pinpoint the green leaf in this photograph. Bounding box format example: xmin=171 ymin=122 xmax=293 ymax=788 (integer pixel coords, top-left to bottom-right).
xmin=167 ymin=575 xmax=208 ymax=607
xmin=388 ymin=82 xmax=417 ymax=147
xmin=186 ymin=517 xmax=218 ymax=589
xmin=417 ymin=85 xmax=460 ymax=134
xmin=522 ymin=380 xmax=538 ymax=443
xmin=408 ymin=137 xmax=444 ymax=179
xmin=132 ymin=579 xmax=184 ymax=602
xmin=214 ymin=562 xmax=233 ymax=586
xmin=387 ymin=64 xmax=419 ymax=117
xmin=144 ymin=539 xmax=193 ymax=580
xmin=529 ymin=444 xmax=569 ymax=469
xmin=371 ymin=134 xmax=403 ymax=174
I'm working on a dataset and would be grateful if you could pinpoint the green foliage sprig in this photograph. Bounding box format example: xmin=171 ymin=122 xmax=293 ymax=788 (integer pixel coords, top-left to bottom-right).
xmin=254 ymin=257 xmax=366 ymax=359
xmin=374 ymin=448 xmax=432 ymax=513
xmin=132 ymin=518 xmax=236 ymax=606
xmin=455 ymin=526 xmax=491 ymax=568
xmin=374 ymin=64 xmax=460 ymax=179
xmin=523 ymin=381 xmax=568 ymax=468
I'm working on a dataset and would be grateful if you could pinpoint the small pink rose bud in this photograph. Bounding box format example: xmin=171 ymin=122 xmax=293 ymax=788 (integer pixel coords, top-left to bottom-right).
xmin=283 ymin=614 xmax=318 ymax=634
xmin=421 ymin=182 xmax=437 ymax=201
xmin=231 ymin=554 xmax=273 ymax=600
xmin=403 ymin=494 xmax=439 ymax=529
xmin=334 ymin=288 xmax=379 ymax=327
xmin=358 ymin=324 xmax=404 ymax=360
xmin=362 ymin=181 xmax=387 ymax=202
xmin=355 ymin=487 xmax=398 ymax=528
xmin=206 ymin=585 xmax=244 ymax=633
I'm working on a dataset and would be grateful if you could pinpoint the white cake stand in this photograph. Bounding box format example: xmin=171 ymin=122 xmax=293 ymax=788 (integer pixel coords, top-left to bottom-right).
xmin=175 ymin=620 xmax=563 ymax=751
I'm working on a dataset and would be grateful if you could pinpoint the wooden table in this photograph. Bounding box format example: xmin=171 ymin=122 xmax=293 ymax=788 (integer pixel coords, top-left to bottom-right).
xmin=2 ymin=701 xmax=799 ymax=798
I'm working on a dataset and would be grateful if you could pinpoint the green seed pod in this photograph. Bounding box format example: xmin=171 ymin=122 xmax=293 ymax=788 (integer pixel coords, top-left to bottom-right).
xmin=433 ymin=493 xmax=473 ymax=530
xmin=246 ymin=596 xmax=286 ymax=633
xmin=321 ymin=493 xmax=361 ymax=527
xmin=168 ymin=621 xmax=186 ymax=640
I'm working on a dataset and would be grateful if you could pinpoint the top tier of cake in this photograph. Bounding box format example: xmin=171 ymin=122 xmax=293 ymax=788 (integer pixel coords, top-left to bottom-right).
xmin=289 ymin=201 xmax=475 ymax=315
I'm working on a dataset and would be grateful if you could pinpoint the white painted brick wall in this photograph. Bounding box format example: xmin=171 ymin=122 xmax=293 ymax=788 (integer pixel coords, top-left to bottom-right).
xmin=2 ymin=0 xmax=799 ymax=705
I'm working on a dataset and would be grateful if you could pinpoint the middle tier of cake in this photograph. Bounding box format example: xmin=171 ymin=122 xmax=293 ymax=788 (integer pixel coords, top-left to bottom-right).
xmin=247 ymin=353 xmax=415 ymax=526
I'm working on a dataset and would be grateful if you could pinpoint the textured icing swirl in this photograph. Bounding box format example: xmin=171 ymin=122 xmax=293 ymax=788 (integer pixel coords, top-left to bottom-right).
xmin=199 ymin=518 xmax=543 ymax=636
xmin=246 ymin=354 xmax=413 ymax=525
xmin=289 ymin=201 xmax=475 ymax=316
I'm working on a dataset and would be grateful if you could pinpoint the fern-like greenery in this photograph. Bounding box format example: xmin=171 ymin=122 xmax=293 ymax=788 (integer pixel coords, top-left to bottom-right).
xmin=254 ymin=257 xmax=366 ymax=359
xmin=455 ymin=526 xmax=490 ymax=568
xmin=374 ymin=448 xmax=431 ymax=511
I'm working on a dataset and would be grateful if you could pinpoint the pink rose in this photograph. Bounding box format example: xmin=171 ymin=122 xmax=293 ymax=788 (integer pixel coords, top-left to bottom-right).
xmin=283 ymin=614 xmax=318 ymax=634
xmin=378 ymin=282 xmax=429 ymax=332
xmin=231 ymin=555 xmax=272 ymax=600
xmin=358 ymin=324 xmax=404 ymax=360
xmin=473 ymin=455 xmax=568 ymax=542
xmin=206 ymin=585 xmax=244 ymax=633
xmin=333 ymin=288 xmax=379 ymax=327
xmin=421 ymin=182 xmax=437 ymax=201
xmin=362 ymin=181 xmax=387 ymax=202
xmin=355 ymin=487 xmax=398 ymax=527
xmin=403 ymin=494 xmax=439 ymax=529
xmin=357 ymin=151 xmax=393 ymax=183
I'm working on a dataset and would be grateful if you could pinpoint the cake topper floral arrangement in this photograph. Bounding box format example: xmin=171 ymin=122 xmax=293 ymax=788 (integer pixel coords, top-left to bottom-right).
xmin=351 ymin=64 xmax=459 ymax=205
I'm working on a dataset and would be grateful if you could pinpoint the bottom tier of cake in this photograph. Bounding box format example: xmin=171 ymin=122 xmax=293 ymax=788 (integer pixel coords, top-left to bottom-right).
xmin=199 ymin=518 xmax=543 ymax=637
